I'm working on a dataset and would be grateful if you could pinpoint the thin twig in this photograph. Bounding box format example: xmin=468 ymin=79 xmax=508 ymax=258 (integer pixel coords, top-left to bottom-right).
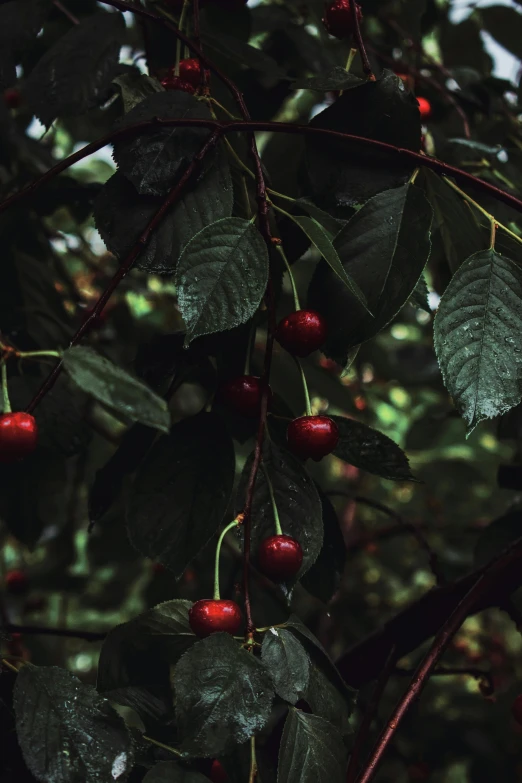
xmin=3 ymin=624 xmax=106 ymax=641
xmin=393 ymin=665 xmax=494 ymax=693
xmin=349 ymin=0 xmax=374 ymax=80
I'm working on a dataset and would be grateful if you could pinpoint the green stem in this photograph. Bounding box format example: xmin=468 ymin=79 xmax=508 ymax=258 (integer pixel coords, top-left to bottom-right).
xmin=345 ymin=47 xmax=358 ymax=73
xmin=1 ymin=362 xmax=11 ymax=414
xmin=214 ymin=518 xmax=240 ymax=599
xmin=248 ymin=736 xmax=258 ymax=783
xmin=175 ymin=0 xmax=190 ymax=76
xmin=143 ymin=735 xmax=182 ymax=757
xmin=275 ymin=244 xmax=300 ymax=311
xmin=19 ymin=350 xmax=61 ymax=360
xmin=261 ymin=462 xmax=282 ymax=536
xmin=443 ymin=176 xmax=522 ymax=246
xmin=295 ymin=357 xmax=312 ymax=417
xmin=490 ymin=219 xmax=497 ymax=249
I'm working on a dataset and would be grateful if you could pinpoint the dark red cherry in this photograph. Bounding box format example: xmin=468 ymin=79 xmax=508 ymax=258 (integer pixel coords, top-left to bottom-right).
xmin=287 ymin=415 xmax=339 ymax=461
xmin=4 ymin=88 xmax=21 ymax=109
xmin=0 ymin=413 xmax=38 ymax=463
xmin=5 ymin=569 xmax=29 ymax=596
xmin=161 ymin=71 xmax=196 ymax=94
xmin=188 ymin=599 xmax=242 ymax=638
xmin=210 ymin=759 xmax=229 ymax=783
xmin=179 ymin=58 xmax=209 ymax=89
xmin=323 ymin=0 xmax=363 ymax=39
xmin=276 ymin=310 xmax=327 ymax=357
xmin=258 ymin=535 xmax=303 ymax=582
xmin=512 ymin=694 xmax=522 ymax=725
xmin=417 ymin=97 xmax=431 ymax=119
xmin=220 ymin=375 xmax=271 ymax=417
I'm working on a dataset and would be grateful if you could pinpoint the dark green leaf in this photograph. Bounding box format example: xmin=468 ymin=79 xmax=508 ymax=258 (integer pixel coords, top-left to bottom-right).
xmin=144 ymin=763 xmax=209 ymax=783
xmin=202 ymin=30 xmax=284 ymax=78
xmin=293 ymin=199 xmax=346 ymax=237
xmin=474 ymin=510 xmax=522 ymax=568
xmin=126 ymin=412 xmax=235 ymax=576
xmin=308 ymin=184 xmax=432 ymax=362
xmin=14 ymin=665 xmax=134 ymax=783
xmin=22 ymin=12 xmax=125 ymax=127
xmin=434 ymin=249 xmax=522 ymax=433
xmin=174 ymin=633 xmax=274 ymax=757
xmin=63 ymin=346 xmax=170 ymax=433
xmin=112 ymin=72 xmax=164 ymax=113
xmin=410 ymin=273 xmax=431 ymax=313
xmin=293 ymin=67 xmax=364 ymax=91
xmin=95 ymin=145 xmax=233 ymax=275
xmin=301 ymin=488 xmax=346 ymax=603
xmin=176 ymin=218 xmax=269 ymax=344
xmin=478 ymin=6 xmax=522 ymax=60
xmin=331 ymin=415 xmax=415 ymax=481
xmin=0 ymin=0 xmax=52 ymax=56
xmin=278 ymin=709 xmax=346 ymax=783
xmin=261 ymin=628 xmax=310 ymax=704
xmin=306 ymin=71 xmax=421 ymax=207
xmin=236 ymin=441 xmax=323 ymax=591
xmin=113 ymin=91 xmax=213 ymax=196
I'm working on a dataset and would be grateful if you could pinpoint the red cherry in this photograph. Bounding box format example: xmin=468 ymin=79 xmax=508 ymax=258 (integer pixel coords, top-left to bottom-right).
xmin=258 ymin=535 xmax=303 ymax=582
xmin=512 ymin=694 xmax=522 ymax=724
xmin=4 ymin=88 xmax=21 ymax=109
xmin=417 ymin=96 xmax=432 ymax=120
xmin=0 ymin=413 xmax=38 ymax=463
xmin=276 ymin=310 xmax=327 ymax=357
xmin=287 ymin=415 xmax=339 ymax=461
xmin=5 ymin=569 xmax=29 ymax=596
xmin=161 ymin=71 xmax=196 ymax=94
xmin=220 ymin=375 xmax=271 ymax=417
xmin=179 ymin=58 xmax=209 ymax=89
xmin=188 ymin=599 xmax=242 ymax=638
xmin=210 ymin=760 xmax=228 ymax=783
xmin=323 ymin=0 xmax=363 ymax=39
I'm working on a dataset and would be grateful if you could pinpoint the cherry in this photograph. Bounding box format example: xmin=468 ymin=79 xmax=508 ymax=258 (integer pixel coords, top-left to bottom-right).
xmin=287 ymin=415 xmax=339 ymax=461
xmin=512 ymin=694 xmax=522 ymax=725
xmin=276 ymin=310 xmax=327 ymax=357
xmin=258 ymin=535 xmax=303 ymax=582
xmin=417 ymin=96 xmax=432 ymax=120
xmin=323 ymin=0 xmax=363 ymax=39
xmin=4 ymin=88 xmax=21 ymax=109
xmin=161 ymin=71 xmax=196 ymax=94
xmin=209 ymin=760 xmax=229 ymax=783
xmin=179 ymin=58 xmax=208 ymax=89
xmin=5 ymin=569 xmax=29 ymax=596
xmin=220 ymin=375 xmax=271 ymax=417
xmin=188 ymin=599 xmax=242 ymax=638
xmin=0 ymin=412 xmax=38 ymax=463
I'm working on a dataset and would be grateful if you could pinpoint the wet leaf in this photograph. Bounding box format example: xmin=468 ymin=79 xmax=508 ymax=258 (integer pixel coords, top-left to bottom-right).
xmin=261 ymin=628 xmax=311 ymax=704
xmin=278 ymin=709 xmax=346 ymax=783
xmin=331 ymin=416 xmax=416 ymax=481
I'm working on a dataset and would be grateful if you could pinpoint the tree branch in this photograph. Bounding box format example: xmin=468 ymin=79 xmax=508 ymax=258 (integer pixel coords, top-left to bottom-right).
xmin=3 ymin=624 xmax=106 ymax=642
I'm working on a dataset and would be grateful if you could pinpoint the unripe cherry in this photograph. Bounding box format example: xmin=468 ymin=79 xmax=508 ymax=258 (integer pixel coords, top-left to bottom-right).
xmin=188 ymin=599 xmax=242 ymax=638
xmin=323 ymin=0 xmax=363 ymax=39
xmin=276 ymin=310 xmax=327 ymax=357
xmin=287 ymin=415 xmax=339 ymax=461
xmin=0 ymin=412 xmax=38 ymax=463
xmin=258 ymin=535 xmax=303 ymax=582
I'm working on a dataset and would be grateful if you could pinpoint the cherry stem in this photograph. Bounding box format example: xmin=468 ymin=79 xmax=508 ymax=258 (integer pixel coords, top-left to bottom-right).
xmin=248 ymin=736 xmax=258 ymax=783
xmin=275 ymin=243 xmax=301 ymax=311
xmin=143 ymin=735 xmax=182 ymax=757
xmin=348 ymin=0 xmax=374 ymax=80
xmin=442 ymin=176 xmax=522 ymax=246
xmin=214 ymin=518 xmax=241 ymax=600
xmin=174 ymin=0 xmax=190 ymax=76
xmin=294 ymin=357 xmax=312 ymax=417
xmin=19 ymin=350 xmax=61 ymax=360
xmin=261 ymin=462 xmax=283 ymax=537
xmin=1 ymin=362 xmax=11 ymax=414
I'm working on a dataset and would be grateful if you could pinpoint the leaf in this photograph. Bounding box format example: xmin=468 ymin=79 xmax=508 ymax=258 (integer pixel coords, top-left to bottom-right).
xmin=261 ymin=628 xmax=311 ymax=704
xmin=289 ymin=214 xmax=369 ymax=310
xmin=410 ymin=273 xmax=431 ymax=313
xmin=174 ymin=633 xmax=274 ymax=757
xmin=14 ymin=665 xmax=134 ymax=783
xmin=0 ymin=0 xmax=52 ymax=57
xmin=293 ymin=199 xmax=346 ymax=238
xmin=201 ymin=30 xmax=285 ymax=78
xmin=330 ymin=416 xmax=416 ymax=481
xmin=126 ymin=412 xmax=235 ymax=576
xmin=301 ymin=488 xmax=346 ymax=604
xmin=307 ymin=184 xmax=432 ymax=363
xmin=304 ymin=663 xmax=353 ymax=736
xmin=113 ymin=91 xmax=213 ymax=196
xmin=278 ymin=710 xmax=346 ymax=783
xmin=22 ymin=12 xmax=125 ymax=127
xmin=433 ymin=249 xmax=522 ymax=433
xmin=478 ymin=6 xmax=522 ymax=60
xmin=176 ymin=218 xmax=269 ymax=344
xmin=144 ymin=763 xmax=209 ymax=783
xmin=236 ymin=440 xmax=323 ymax=592
xmin=94 ymin=144 xmax=233 ymax=275
xmin=474 ymin=510 xmax=522 ymax=568
xmin=112 ymin=72 xmax=164 ymax=113
xmin=421 ymin=169 xmax=483 ymax=272
xmin=293 ymin=67 xmax=364 ymax=91
xmin=63 ymin=346 xmax=170 ymax=433
xmin=306 ymin=70 xmax=421 ymax=207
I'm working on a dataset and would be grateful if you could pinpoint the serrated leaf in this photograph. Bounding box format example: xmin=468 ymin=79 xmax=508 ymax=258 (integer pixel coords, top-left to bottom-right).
xmin=301 ymin=488 xmax=346 ymax=603
xmin=293 ymin=66 xmax=364 ymax=91
xmin=434 ymin=248 xmax=522 ymax=433
xmin=144 ymin=763 xmax=209 ymax=783
xmin=113 ymin=91 xmax=213 ymax=196
xmin=308 ymin=184 xmax=432 ymax=363
xmin=478 ymin=6 xmax=522 ymax=60
xmin=410 ymin=273 xmax=431 ymax=313
xmin=304 ymin=663 xmax=353 ymax=735
xmin=278 ymin=710 xmax=346 ymax=783
xmin=126 ymin=412 xmax=235 ymax=576
xmin=176 ymin=218 xmax=269 ymax=344
xmin=22 ymin=12 xmax=125 ymax=127
xmin=289 ymin=214 xmax=369 ymax=310
xmin=112 ymin=72 xmax=164 ymax=113
xmin=174 ymin=634 xmax=274 ymax=757
xmin=94 ymin=144 xmax=233 ymax=275
xmin=330 ymin=415 xmax=416 ymax=481
xmin=236 ymin=441 xmax=323 ymax=592
xmin=261 ymin=628 xmax=311 ymax=704
xmin=14 ymin=665 xmax=134 ymax=783
xmin=63 ymin=346 xmax=170 ymax=433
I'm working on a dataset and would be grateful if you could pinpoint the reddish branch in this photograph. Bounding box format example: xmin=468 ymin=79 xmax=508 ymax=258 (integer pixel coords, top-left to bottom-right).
xmin=3 ymin=624 xmax=106 ymax=642
xmin=349 ymin=0 xmax=375 ymax=80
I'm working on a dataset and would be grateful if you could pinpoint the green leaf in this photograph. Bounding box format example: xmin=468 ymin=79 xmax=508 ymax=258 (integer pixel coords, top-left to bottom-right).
xmin=62 ymin=346 xmax=170 ymax=433
xmin=112 ymin=72 xmax=164 ymax=113
xmin=144 ymin=763 xmax=209 ymax=783
xmin=236 ymin=441 xmax=323 ymax=592
xmin=176 ymin=217 xmax=269 ymax=344
xmin=293 ymin=199 xmax=347 ymax=238
xmin=126 ymin=412 xmax=235 ymax=576
xmin=278 ymin=710 xmax=346 ymax=783
xmin=289 ymin=214 xmax=369 ymax=311
xmin=308 ymin=184 xmax=432 ymax=363
xmin=478 ymin=6 xmax=522 ymax=61
xmin=174 ymin=633 xmax=275 ymax=757
xmin=293 ymin=66 xmax=364 ymax=91
xmin=261 ymin=628 xmax=311 ymax=704
xmin=14 ymin=665 xmax=134 ymax=783
xmin=434 ymin=249 xmax=522 ymax=433
xmin=301 ymin=488 xmax=346 ymax=604
xmin=330 ymin=415 xmax=416 ymax=481
xmin=201 ymin=30 xmax=285 ymax=78
xmin=410 ymin=273 xmax=431 ymax=313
